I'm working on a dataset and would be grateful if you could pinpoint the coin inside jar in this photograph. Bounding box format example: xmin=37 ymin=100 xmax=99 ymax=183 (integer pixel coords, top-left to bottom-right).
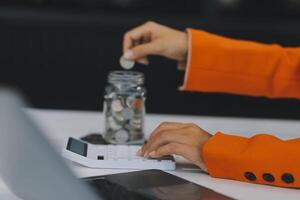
xmin=120 ymin=56 xmax=135 ymax=70
xmin=107 ymin=116 xmax=122 ymax=130
xmin=132 ymin=98 xmax=143 ymax=110
xmin=129 ymin=118 xmax=142 ymax=129
xmin=121 ymin=107 xmax=134 ymax=121
xmin=114 ymin=129 xmax=129 ymax=143
xmin=111 ymin=99 xmax=124 ymax=112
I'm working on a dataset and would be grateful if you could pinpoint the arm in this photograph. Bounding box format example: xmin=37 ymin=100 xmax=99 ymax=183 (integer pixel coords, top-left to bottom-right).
xmin=204 ymin=132 xmax=300 ymax=188
xmin=123 ymin=22 xmax=300 ymax=98
xmin=181 ymin=29 xmax=300 ymax=99
xmin=123 ymin=23 xmax=300 ymax=188
xmin=138 ymin=122 xmax=300 ymax=188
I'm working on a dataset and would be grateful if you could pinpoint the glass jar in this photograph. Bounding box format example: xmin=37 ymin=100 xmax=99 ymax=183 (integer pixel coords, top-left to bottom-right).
xmin=103 ymin=71 xmax=146 ymax=144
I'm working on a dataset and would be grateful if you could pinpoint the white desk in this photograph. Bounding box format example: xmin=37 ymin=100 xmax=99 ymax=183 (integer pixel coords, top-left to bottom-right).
xmin=1 ymin=109 xmax=300 ymax=200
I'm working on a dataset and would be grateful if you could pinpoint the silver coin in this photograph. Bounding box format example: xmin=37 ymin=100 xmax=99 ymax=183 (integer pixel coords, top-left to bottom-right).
xmin=122 ymin=107 xmax=134 ymax=120
xmin=112 ymin=111 xmax=125 ymax=123
xmin=120 ymin=56 xmax=135 ymax=70
xmin=126 ymin=96 xmax=135 ymax=108
xmin=115 ymin=129 xmax=129 ymax=143
xmin=111 ymin=99 xmax=124 ymax=112
xmin=107 ymin=116 xmax=122 ymax=130
xmin=132 ymin=98 xmax=143 ymax=110
xmin=129 ymin=118 xmax=142 ymax=129
xmin=129 ymin=130 xmax=144 ymax=141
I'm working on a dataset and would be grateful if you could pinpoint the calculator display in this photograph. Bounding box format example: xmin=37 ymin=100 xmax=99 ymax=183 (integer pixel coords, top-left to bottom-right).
xmin=66 ymin=138 xmax=87 ymax=157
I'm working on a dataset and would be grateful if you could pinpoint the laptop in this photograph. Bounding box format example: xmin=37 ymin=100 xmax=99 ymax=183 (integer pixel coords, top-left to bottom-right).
xmin=0 ymin=89 xmax=233 ymax=200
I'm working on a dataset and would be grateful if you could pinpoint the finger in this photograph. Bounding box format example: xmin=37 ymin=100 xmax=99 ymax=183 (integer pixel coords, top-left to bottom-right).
xmin=124 ymin=33 xmax=151 ymax=65
xmin=134 ymin=33 xmax=151 ymax=65
xmin=148 ymin=143 xmax=207 ymax=170
xmin=133 ymin=39 xmax=141 ymax=47
xmin=123 ymin=23 xmax=153 ymax=53
xmin=123 ymin=32 xmax=143 ymax=53
xmin=149 ymin=143 xmax=193 ymax=158
xmin=143 ymin=127 xmax=197 ymax=156
xmin=142 ymin=31 xmax=151 ymax=44
xmin=149 ymin=122 xmax=187 ymax=141
xmin=127 ymin=41 xmax=162 ymax=60
xmin=123 ymin=33 xmax=133 ymax=54
xmin=140 ymin=122 xmax=188 ymax=154
xmin=137 ymin=57 xmax=150 ymax=65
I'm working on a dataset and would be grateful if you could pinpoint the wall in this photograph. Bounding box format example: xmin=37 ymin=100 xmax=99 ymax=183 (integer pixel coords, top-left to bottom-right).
xmin=1 ymin=1 xmax=300 ymax=119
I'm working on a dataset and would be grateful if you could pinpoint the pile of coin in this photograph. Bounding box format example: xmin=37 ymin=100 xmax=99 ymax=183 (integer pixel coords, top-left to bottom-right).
xmin=103 ymin=69 xmax=145 ymax=144
xmin=104 ymin=94 xmax=145 ymax=144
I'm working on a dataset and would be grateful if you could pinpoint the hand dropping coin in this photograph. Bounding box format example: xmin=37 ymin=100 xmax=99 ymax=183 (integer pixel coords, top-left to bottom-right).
xmin=120 ymin=56 xmax=135 ymax=70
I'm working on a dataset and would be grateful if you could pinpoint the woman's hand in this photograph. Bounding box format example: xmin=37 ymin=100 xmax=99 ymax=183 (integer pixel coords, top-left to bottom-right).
xmin=123 ymin=21 xmax=188 ymax=67
xmin=137 ymin=122 xmax=212 ymax=172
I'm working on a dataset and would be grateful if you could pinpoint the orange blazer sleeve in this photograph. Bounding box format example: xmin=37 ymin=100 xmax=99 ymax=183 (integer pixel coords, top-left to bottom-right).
xmin=203 ymin=132 xmax=300 ymax=188
xmin=180 ymin=29 xmax=300 ymax=188
xmin=181 ymin=28 xmax=300 ymax=99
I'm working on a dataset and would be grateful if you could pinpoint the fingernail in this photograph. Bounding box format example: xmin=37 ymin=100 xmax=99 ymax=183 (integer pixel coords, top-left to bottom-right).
xmin=137 ymin=60 xmax=149 ymax=65
xmin=136 ymin=148 xmax=142 ymax=156
xmin=148 ymin=151 xmax=156 ymax=157
xmin=124 ymin=50 xmax=134 ymax=59
xmin=144 ymin=152 xmax=149 ymax=158
xmin=137 ymin=58 xmax=149 ymax=65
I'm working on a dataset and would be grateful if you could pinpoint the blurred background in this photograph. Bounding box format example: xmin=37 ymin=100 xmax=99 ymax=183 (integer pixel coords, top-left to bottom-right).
xmin=1 ymin=0 xmax=300 ymax=119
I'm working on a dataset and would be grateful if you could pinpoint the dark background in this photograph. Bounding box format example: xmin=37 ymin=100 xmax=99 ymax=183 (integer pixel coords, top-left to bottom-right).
xmin=1 ymin=0 xmax=300 ymax=119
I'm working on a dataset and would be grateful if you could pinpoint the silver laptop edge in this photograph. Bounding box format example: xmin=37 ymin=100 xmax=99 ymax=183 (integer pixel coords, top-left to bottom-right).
xmin=0 ymin=89 xmax=100 ymax=200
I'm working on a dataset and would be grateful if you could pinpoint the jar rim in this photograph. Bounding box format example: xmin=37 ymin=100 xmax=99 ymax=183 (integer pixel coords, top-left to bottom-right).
xmin=108 ymin=70 xmax=144 ymax=85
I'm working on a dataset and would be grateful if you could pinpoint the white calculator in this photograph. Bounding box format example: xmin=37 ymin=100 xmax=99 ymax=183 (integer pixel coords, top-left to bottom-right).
xmin=62 ymin=137 xmax=176 ymax=170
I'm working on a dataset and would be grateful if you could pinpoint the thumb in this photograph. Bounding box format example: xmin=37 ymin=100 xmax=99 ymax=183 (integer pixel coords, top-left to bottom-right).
xmin=124 ymin=42 xmax=162 ymax=60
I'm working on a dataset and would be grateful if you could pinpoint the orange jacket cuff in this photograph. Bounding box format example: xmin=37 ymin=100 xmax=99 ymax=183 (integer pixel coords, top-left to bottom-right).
xmin=202 ymin=132 xmax=300 ymax=188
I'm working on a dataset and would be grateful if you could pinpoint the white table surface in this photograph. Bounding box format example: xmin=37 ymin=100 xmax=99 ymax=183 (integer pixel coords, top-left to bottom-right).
xmin=1 ymin=109 xmax=300 ymax=200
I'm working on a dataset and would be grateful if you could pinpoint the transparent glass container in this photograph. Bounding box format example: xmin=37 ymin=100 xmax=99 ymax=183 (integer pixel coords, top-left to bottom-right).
xmin=103 ymin=71 xmax=146 ymax=144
